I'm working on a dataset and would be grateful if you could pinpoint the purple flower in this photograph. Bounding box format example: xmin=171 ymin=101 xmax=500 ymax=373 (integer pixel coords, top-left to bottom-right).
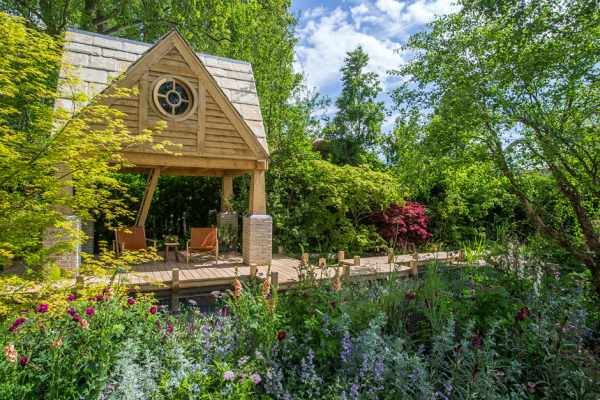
xmin=96 ymin=295 xmax=104 ymax=301
xmin=14 ymin=318 xmax=26 ymax=326
xmin=67 ymin=308 xmax=76 ymax=316
xmin=67 ymin=295 xmax=75 ymax=301
xmin=8 ymin=326 xmax=16 ymax=332
xmin=150 ymin=306 xmax=157 ymax=314
xmin=18 ymin=356 xmax=28 ymax=367
xmin=86 ymin=308 xmax=95 ymax=316
xmin=73 ymin=315 xmax=80 ymax=322
xmin=127 ymin=299 xmax=135 ymax=305
xmin=37 ymin=304 xmax=48 ymax=313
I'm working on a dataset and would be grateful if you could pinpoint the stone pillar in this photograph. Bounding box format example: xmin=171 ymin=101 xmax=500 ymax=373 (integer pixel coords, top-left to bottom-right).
xmin=243 ymin=167 xmax=272 ymax=265
xmin=242 ymin=215 xmax=272 ymax=265
xmin=42 ymin=215 xmax=82 ymax=271
xmin=81 ymin=219 xmax=94 ymax=255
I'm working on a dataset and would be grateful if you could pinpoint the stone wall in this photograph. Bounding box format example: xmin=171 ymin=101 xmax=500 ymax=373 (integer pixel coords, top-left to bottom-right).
xmin=81 ymin=219 xmax=94 ymax=255
xmin=242 ymin=215 xmax=272 ymax=265
xmin=216 ymin=212 xmax=238 ymax=231
xmin=42 ymin=216 xmax=81 ymax=271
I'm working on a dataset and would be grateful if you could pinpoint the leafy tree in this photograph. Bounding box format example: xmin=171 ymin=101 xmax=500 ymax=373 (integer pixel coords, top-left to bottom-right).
xmin=0 ymin=14 xmax=159 ymax=267
xmin=392 ymin=0 xmax=600 ymax=292
xmin=323 ymin=46 xmax=388 ymax=166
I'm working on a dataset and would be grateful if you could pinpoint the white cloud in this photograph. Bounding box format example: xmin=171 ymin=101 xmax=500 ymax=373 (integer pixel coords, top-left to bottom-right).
xmin=295 ymin=1 xmax=460 ymax=101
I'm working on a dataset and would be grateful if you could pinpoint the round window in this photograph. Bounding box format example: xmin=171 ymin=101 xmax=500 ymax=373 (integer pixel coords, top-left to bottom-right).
xmin=151 ymin=76 xmax=196 ymax=121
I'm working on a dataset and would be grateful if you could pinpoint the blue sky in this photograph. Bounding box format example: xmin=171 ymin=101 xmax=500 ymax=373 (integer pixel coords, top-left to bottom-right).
xmin=290 ymin=0 xmax=459 ymax=131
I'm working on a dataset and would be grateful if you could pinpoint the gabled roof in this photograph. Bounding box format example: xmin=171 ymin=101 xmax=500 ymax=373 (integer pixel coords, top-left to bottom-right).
xmin=59 ymin=28 xmax=268 ymax=155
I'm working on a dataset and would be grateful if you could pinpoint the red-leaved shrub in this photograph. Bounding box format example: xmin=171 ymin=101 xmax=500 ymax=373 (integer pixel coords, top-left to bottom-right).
xmin=370 ymin=201 xmax=433 ymax=250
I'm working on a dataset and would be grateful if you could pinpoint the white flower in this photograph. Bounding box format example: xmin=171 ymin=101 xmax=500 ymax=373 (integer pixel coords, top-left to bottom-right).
xmin=223 ymin=371 xmax=235 ymax=381
xmin=188 ymin=299 xmax=197 ymax=306
xmin=251 ymin=374 xmax=262 ymax=384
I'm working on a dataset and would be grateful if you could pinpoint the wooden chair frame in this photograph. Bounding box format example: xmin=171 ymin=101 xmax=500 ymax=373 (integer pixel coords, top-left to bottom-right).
xmin=186 ymin=228 xmax=218 ymax=265
xmin=113 ymin=227 xmax=157 ymax=265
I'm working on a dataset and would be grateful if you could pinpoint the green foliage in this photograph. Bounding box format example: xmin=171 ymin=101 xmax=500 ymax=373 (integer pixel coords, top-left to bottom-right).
xmin=323 ymin=46 xmax=388 ymax=166
xmin=391 ymin=0 xmax=600 ymax=292
xmin=0 ymin=14 xmax=163 ymax=268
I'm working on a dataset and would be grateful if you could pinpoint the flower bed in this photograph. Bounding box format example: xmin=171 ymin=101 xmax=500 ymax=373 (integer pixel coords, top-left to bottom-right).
xmin=1 ymin=244 xmax=599 ymax=398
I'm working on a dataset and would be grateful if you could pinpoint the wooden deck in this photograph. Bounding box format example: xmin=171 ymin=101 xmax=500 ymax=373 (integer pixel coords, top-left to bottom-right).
xmin=1 ymin=250 xmax=462 ymax=294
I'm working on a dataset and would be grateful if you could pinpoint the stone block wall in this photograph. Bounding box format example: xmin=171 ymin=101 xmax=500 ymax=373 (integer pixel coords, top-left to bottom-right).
xmin=242 ymin=215 xmax=272 ymax=265
xmin=81 ymin=219 xmax=94 ymax=255
xmin=216 ymin=212 xmax=238 ymax=232
xmin=42 ymin=215 xmax=81 ymax=271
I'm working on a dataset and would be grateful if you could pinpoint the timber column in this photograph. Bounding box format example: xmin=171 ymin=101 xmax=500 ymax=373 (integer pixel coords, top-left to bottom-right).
xmin=243 ymin=163 xmax=272 ymax=265
xmin=217 ymin=176 xmax=238 ymax=246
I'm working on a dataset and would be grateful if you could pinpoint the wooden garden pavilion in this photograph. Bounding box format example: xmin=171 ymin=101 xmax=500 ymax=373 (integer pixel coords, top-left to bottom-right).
xmin=52 ymin=28 xmax=273 ymax=269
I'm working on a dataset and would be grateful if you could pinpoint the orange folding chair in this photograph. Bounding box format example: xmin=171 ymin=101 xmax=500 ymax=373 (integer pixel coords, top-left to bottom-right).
xmin=113 ymin=227 xmax=157 ymax=264
xmin=186 ymin=228 xmax=218 ymax=264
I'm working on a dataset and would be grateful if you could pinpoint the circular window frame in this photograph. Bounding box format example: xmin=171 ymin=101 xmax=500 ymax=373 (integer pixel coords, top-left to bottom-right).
xmin=150 ymin=75 xmax=197 ymax=122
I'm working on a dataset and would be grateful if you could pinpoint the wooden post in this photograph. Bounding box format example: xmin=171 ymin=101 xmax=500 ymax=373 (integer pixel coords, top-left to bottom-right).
xmin=343 ymin=264 xmax=351 ymax=281
xmin=221 ymin=177 xmax=233 ymax=212
xmin=277 ymin=246 xmax=283 ymax=255
xmin=458 ymin=250 xmax=463 ymax=262
xmin=250 ymin=264 xmax=257 ymax=280
xmin=249 ymin=169 xmax=266 ymax=215
xmin=409 ymin=260 xmax=418 ymax=279
xmin=354 ymin=256 xmax=360 ymax=266
xmin=271 ymin=271 xmax=279 ymax=291
xmin=319 ymin=258 xmax=326 ymax=268
xmin=387 ymin=247 xmax=394 ymax=263
xmin=337 ymin=251 xmax=345 ymax=264
xmin=172 ymin=268 xmax=180 ymax=292
xmin=135 ymin=168 xmax=160 ymax=226
xmin=301 ymin=253 xmax=309 ymax=265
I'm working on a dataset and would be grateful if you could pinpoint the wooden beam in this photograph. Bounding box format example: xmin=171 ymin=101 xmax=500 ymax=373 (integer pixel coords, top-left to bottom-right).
xmin=197 ymin=83 xmax=206 ymax=154
xmin=117 ymin=152 xmax=259 ymax=170
xmin=248 ymin=169 xmax=266 ymax=215
xmin=139 ymin=71 xmax=148 ymax=134
xmin=135 ymin=167 xmax=160 ymax=226
xmin=221 ymin=176 xmax=233 ymax=212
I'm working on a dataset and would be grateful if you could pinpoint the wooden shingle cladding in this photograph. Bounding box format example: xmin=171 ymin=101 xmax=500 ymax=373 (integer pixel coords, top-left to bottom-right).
xmin=57 ymin=28 xmax=269 ymax=177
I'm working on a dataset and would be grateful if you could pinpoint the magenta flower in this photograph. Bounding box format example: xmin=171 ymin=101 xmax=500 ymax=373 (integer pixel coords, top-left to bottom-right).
xmin=456 ymin=308 xmax=460 ymax=313
xmin=14 ymin=318 xmax=26 ymax=326
xmin=19 ymin=309 xmax=27 ymax=313
xmin=88 ymin=297 xmax=95 ymax=301
xmin=405 ymin=293 xmax=415 ymax=300
xmin=167 ymin=326 xmax=174 ymax=333
xmin=521 ymin=307 xmax=531 ymax=317
xmin=330 ymin=302 xmax=336 ymax=309
xmin=37 ymin=304 xmax=48 ymax=313
xmin=86 ymin=308 xmax=95 ymax=316
xmin=18 ymin=356 xmax=28 ymax=367
xmin=127 ymin=299 xmax=135 ymax=305
xmin=435 ymin=291 xmax=439 ymax=297
xmin=96 ymin=295 xmax=104 ymax=301
xmin=73 ymin=315 xmax=80 ymax=322
xmin=67 ymin=295 xmax=75 ymax=301
xmin=150 ymin=306 xmax=157 ymax=314
xmin=342 ymin=298 xmax=347 ymax=302
xmin=156 ymin=321 xmax=162 ymax=329
xmin=302 ymin=293 xmax=308 ymax=298
xmin=278 ymin=331 xmax=286 ymax=341
xmin=8 ymin=326 xmax=16 ymax=332
xmin=266 ymin=295 xmax=271 ymax=300
xmin=67 ymin=308 xmax=76 ymax=316
xmin=516 ymin=311 xmax=525 ymax=322
xmin=103 ymin=288 xmax=109 ymax=293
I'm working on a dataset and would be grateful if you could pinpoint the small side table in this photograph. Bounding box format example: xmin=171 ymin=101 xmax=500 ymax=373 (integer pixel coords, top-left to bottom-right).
xmin=164 ymin=243 xmax=180 ymax=263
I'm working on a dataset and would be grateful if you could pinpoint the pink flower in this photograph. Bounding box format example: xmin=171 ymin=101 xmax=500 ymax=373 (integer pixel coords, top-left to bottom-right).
xmin=435 ymin=291 xmax=439 ymax=297
xmin=13 ymin=318 xmax=26 ymax=326
xmin=67 ymin=308 xmax=76 ymax=316
xmin=223 ymin=371 xmax=235 ymax=381
xmin=8 ymin=326 xmax=16 ymax=332
xmin=167 ymin=326 xmax=174 ymax=333
xmin=96 ymin=295 xmax=104 ymax=301
xmin=302 ymin=293 xmax=308 ymax=298
xmin=73 ymin=315 xmax=80 ymax=322
xmin=86 ymin=308 xmax=95 ymax=316
xmin=251 ymin=373 xmax=262 ymax=384
xmin=88 ymin=298 xmax=95 ymax=301
xmin=456 ymin=308 xmax=460 ymax=313
xmin=37 ymin=304 xmax=48 ymax=313
xmin=127 ymin=299 xmax=135 ymax=305
xmin=67 ymin=295 xmax=75 ymax=301
xmin=18 ymin=310 xmax=27 ymax=313
xmin=342 ymin=298 xmax=347 ymax=302
xmin=150 ymin=306 xmax=157 ymax=314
